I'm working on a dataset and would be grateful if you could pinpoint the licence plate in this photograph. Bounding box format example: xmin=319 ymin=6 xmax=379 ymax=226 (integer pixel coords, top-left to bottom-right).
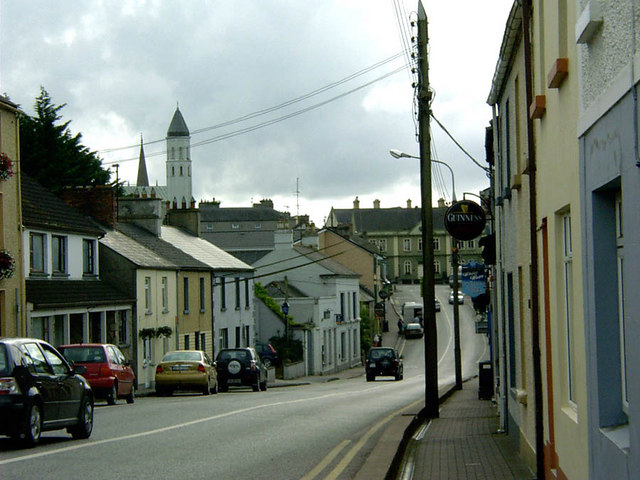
xmin=172 ymin=365 xmax=190 ymax=371
xmin=369 ymin=362 xmax=376 ymax=368
xmin=228 ymin=379 xmax=242 ymax=384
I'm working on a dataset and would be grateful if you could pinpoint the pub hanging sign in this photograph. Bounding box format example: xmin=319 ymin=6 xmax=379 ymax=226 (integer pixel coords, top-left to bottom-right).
xmin=444 ymin=200 xmax=486 ymax=241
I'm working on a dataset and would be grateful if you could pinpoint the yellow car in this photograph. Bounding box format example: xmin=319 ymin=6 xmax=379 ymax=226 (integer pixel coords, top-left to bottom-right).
xmin=155 ymin=350 xmax=217 ymax=396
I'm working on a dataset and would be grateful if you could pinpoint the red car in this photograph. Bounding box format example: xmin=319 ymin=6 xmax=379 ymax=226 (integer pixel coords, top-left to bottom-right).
xmin=59 ymin=344 xmax=135 ymax=405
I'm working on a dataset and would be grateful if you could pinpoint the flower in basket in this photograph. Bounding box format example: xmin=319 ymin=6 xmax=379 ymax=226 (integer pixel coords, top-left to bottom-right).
xmin=0 ymin=153 xmax=14 ymax=182
xmin=0 ymin=249 xmax=16 ymax=280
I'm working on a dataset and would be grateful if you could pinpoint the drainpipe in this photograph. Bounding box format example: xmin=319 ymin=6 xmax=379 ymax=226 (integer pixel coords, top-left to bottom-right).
xmin=521 ymin=1 xmax=545 ymax=478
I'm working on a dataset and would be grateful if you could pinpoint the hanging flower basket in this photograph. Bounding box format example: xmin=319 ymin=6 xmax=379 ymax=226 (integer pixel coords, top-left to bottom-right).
xmin=0 ymin=249 xmax=16 ymax=280
xmin=0 ymin=153 xmax=14 ymax=181
xmin=156 ymin=326 xmax=173 ymax=338
xmin=139 ymin=328 xmax=156 ymax=339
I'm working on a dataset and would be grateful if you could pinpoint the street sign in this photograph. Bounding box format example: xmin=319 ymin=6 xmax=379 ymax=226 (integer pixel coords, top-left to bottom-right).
xmin=281 ymin=302 xmax=289 ymax=315
xmin=444 ymin=200 xmax=486 ymax=240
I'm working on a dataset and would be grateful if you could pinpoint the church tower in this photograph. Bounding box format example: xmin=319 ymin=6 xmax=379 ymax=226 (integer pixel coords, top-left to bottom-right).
xmin=166 ymin=106 xmax=193 ymax=209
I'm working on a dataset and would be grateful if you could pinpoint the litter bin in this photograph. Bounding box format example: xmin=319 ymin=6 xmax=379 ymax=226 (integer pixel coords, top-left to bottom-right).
xmin=478 ymin=361 xmax=493 ymax=400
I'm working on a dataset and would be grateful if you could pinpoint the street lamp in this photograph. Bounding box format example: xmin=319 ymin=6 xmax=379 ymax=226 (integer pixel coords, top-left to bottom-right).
xmin=389 ymin=148 xmax=463 ymax=391
xmin=389 ymin=149 xmax=457 ymax=201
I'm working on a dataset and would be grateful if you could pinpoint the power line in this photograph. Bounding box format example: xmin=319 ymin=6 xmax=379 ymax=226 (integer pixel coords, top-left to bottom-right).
xmin=103 ymin=64 xmax=408 ymax=165
xmin=430 ymin=112 xmax=490 ymax=174
xmin=99 ymin=51 xmax=408 ymax=155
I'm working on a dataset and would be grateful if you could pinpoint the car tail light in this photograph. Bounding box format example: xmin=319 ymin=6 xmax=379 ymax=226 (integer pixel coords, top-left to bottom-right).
xmin=197 ymin=364 xmax=206 ymax=373
xmin=156 ymin=365 xmax=163 ymax=374
xmin=99 ymin=365 xmax=111 ymax=377
xmin=250 ymin=360 xmax=257 ymax=371
xmin=394 ymin=359 xmax=399 ymax=367
xmin=0 ymin=377 xmax=21 ymax=395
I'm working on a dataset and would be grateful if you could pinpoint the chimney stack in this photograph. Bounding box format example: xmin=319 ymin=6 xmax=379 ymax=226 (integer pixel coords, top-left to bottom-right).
xmin=407 ymin=199 xmax=412 ymax=209
xmin=353 ymin=196 xmax=360 ymax=209
xmin=437 ymin=198 xmax=446 ymax=208
xmin=373 ymin=199 xmax=380 ymax=209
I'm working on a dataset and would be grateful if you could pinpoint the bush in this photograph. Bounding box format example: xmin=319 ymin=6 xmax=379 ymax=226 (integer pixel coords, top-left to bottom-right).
xmin=360 ymin=305 xmax=373 ymax=355
xmin=269 ymin=335 xmax=303 ymax=364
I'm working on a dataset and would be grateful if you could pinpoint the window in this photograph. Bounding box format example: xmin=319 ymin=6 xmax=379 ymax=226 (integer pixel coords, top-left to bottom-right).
xmin=183 ymin=277 xmax=190 ymax=313
xmin=219 ymin=328 xmax=229 ymax=350
xmin=235 ymin=278 xmax=240 ymax=309
xmin=466 ymin=240 xmax=476 ymax=249
xmin=184 ymin=334 xmax=190 ymax=350
xmin=161 ymin=276 xmax=168 ymax=311
xmin=378 ymin=239 xmax=387 ymax=252
xmin=404 ymin=261 xmax=412 ymax=275
xmin=418 ymin=238 xmax=423 ymax=251
xmin=254 ymin=223 xmax=262 ymax=229
xmin=52 ymin=235 xmax=67 ymax=274
xmin=231 ymin=223 xmax=239 ymax=229
xmin=616 ymin=192 xmax=628 ymax=413
xmin=180 ymin=166 xmax=183 ymax=176
xmin=172 ymin=166 xmax=175 ymax=176
xmin=244 ymin=279 xmax=250 ymax=308
xmin=144 ymin=277 xmax=152 ymax=313
xmin=433 ymin=238 xmax=440 ymax=251
xmin=118 ymin=311 xmax=128 ymax=345
xmin=83 ymin=239 xmax=96 ymax=275
xmin=352 ymin=292 xmax=357 ymax=320
xmin=561 ymin=213 xmax=576 ymax=406
xmin=220 ymin=277 xmax=226 ymax=310
xmin=200 ymin=277 xmax=206 ymax=312
xmin=403 ymin=239 xmax=411 ymax=252
xmin=235 ymin=326 xmax=241 ymax=348
xmin=206 ymin=224 xmax=214 ymax=232
xmin=434 ymin=261 xmax=440 ymax=274
xmin=30 ymin=233 xmax=45 ymax=274
xmin=369 ymin=239 xmax=377 ymax=247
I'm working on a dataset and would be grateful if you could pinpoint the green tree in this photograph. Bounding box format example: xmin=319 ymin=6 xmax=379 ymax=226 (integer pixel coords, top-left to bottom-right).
xmin=19 ymin=87 xmax=110 ymax=191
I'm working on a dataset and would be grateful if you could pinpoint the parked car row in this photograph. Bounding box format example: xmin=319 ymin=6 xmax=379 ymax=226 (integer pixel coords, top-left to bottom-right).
xmin=1 ymin=337 xmax=279 ymax=448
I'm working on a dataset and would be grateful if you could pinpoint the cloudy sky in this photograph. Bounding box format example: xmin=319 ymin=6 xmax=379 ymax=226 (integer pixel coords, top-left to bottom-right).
xmin=1 ymin=1 xmax=513 ymax=226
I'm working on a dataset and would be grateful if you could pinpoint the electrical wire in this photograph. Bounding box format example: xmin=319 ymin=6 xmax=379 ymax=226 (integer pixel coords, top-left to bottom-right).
xmin=99 ymin=51 xmax=409 ymax=155
xmin=103 ymin=64 xmax=409 ymax=165
xmin=431 ymin=112 xmax=490 ymax=173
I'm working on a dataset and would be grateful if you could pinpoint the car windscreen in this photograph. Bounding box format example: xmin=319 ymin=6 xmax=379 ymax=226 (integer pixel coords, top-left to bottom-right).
xmin=369 ymin=349 xmax=393 ymax=360
xmin=60 ymin=346 xmax=106 ymax=363
xmin=162 ymin=352 xmax=201 ymax=362
xmin=0 ymin=344 xmax=9 ymax=376
xmin=216 ymin=350 xmax=249 ymax=361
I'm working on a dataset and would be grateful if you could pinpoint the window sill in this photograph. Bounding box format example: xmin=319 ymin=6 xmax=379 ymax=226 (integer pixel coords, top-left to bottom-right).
xmin=83 ymin=273 xmax=98 ymax=279
xmin=183 ymin=310 xmax=190 ymax=315
xmin=162 ymin=308 xmax=170 ymax=314
xmin=601 ymin=423 xmax=630 ymax=453
xmin=52 ymin=272 xmax=70 ymax=278
xmin=145 ymin=310 xmax=153 ymax=316
xmin=29 ymin=272 xmax=49 ymax=278
xmin=200 ymin=309 xmax=206 ymax=313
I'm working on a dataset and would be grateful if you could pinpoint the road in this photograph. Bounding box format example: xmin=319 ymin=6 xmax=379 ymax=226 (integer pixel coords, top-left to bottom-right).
xmin=0 ymin=286 xmax=488 ymax=479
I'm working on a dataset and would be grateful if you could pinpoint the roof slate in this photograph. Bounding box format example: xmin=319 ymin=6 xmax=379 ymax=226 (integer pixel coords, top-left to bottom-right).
xmin=199 ymin=205 xmax=288 ymax=222
xmin=21 ymin=174 xmax=105 ymax=236
xmin=331 ymin=206 xmax=447 ymax=232
xmin=26 ymin=279 xmax=134 ymax=309
xmin=100 ymin=227 xmax=177 ymax=269
xmin=160 ymin=226 xmax=254 ymax=272
xmin=293 ymin=245 xmax=359 ymax=277
xmin=115 ymin=222 xmax=209 ymax=270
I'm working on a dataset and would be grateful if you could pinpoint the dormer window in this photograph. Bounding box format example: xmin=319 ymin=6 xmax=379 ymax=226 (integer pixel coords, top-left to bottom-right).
xmin=83 ymin=239 xmax=96 ymax=276
xmin=29 ymin=232 xmax=46 ymax=275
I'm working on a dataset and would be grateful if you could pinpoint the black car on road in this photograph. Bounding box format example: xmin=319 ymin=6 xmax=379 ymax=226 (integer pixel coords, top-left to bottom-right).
xmin=365 ymin=347 xmax=403 ymax=381
xmin=0 ymin=338 xmax=94 ymax=447
xmin=215 ymin=348 xmax=267 ymax=392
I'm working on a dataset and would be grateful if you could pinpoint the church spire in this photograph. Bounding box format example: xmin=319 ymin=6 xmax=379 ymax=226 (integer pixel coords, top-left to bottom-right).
xmin=136 ymin=134 xmax=149 ymax=187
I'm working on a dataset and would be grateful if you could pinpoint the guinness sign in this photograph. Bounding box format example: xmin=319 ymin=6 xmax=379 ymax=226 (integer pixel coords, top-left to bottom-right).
xmin=445 ymin=200 xmax=486 ymax=240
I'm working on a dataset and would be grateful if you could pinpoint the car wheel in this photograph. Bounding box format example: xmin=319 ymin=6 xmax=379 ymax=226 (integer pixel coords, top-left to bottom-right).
xmin=126 ymin=385 xmax=135 ymax=404
xmin=260 ymin=379 xmax=267 ymax=391
xmin=219 ymin=382 xmax=228 ymax=393
xmin=263 ymin=358 xmax=272 ymax=368
xmin=211 ymin=379 xmax=218 ymax=394
xmin=70 ymin=397 xmax=94 ymax=439
xmin=202 ymin=379 xmax=210 ymax=396
xmin=22 ymin=403 xmax=42 ymax=447
xmin=395 ymin=373 xmax=401 ymax=381
xmin=366 ymin=374 xmax=375 ymax=382
xmin=252 ymin=375 xmax=260 ymax=392
xmin=107 ymin=382 xmax=118 ymax=405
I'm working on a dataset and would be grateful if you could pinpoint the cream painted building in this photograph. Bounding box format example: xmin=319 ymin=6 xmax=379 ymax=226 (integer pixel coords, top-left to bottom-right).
xmin=530 ymin=0 xmax=588 ymax=478
xmin=488 ymin=2 xmax=538 ymax=472
xmin=0 ymin=95 xmax=25 ymax=337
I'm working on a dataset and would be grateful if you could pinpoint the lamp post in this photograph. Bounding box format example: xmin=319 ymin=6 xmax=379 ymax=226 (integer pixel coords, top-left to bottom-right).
xmin=389 ymin=148 xmax=463 ymax=390
xmin=390 ymin=149 xmax=457 ymax=201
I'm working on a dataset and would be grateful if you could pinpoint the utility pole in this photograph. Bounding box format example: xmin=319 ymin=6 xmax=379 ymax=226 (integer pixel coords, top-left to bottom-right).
xmin=452 ymin=240 xmax=462 ymax=390
xmin=417 ymin=0 xmax=439 ymax=419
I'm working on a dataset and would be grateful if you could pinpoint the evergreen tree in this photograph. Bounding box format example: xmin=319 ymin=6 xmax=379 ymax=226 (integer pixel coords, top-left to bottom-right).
xmin=19 ymin=87 xmax=110 ymax=191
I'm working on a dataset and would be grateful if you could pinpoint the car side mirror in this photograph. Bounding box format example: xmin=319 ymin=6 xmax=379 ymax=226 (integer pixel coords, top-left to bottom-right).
xmin=399 ymin=355 xmax=403 ymax=359
xmin=73 ymin=365 xmax=87 ymax=375
xmin=124 ymin=360 xmax=131 ymax=367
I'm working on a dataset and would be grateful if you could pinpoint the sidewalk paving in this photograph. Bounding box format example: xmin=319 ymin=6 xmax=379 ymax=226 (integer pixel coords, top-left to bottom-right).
xmin=397 ymin=377 xmax=535 ymax=480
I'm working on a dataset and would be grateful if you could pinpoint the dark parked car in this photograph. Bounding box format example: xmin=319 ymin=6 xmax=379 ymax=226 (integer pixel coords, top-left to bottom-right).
xmin=0 ymin=338 xmax=94 ymax=446
xmin=215 ymin=348 xmax=267 ymax=392
xmin=58 ymin=343 xmax=135 ymax=405
xmin=255 ymin=342 xmax=279 ymax=367
xmin=365 ymin=347 xmax=403 ymax=382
